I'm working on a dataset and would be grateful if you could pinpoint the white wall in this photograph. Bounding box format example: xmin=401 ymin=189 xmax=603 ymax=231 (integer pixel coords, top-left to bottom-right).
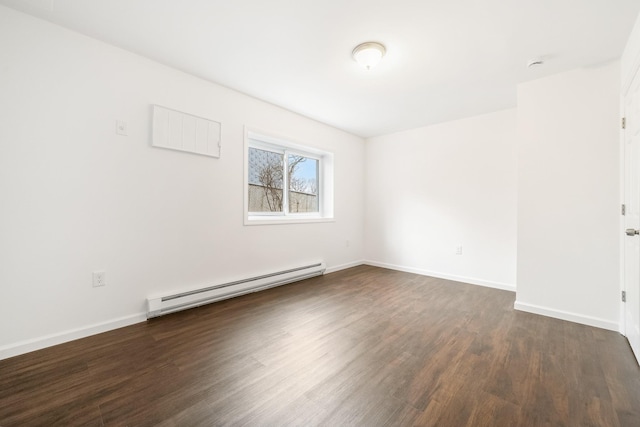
xmin=0 ymin=6 xmax=365 ymax=358
xmin=622 ymin=12 xmax=640 ymax=95
xmin=364 ymin=109 xmax=518 ymax=290
xmin=515 ymin=62 xmax=621 ymax=330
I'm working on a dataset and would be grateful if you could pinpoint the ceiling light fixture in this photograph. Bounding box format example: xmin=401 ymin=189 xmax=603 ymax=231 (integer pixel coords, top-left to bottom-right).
xmin=352 ymin=42 xmax=386 ymax=70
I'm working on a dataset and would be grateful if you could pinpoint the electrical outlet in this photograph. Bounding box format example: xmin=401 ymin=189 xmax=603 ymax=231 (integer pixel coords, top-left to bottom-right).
xmin=455 ymin=246 xmax=463 ymax=255
xmin=93 ymin=271 xmax=106 ymax=287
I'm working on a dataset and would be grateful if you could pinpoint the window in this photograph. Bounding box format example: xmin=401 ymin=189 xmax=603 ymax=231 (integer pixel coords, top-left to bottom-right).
xmin=245 ymin=130 xmax=333 ymax=224
xmin=247 ymin=148 xmax=319 ymax=214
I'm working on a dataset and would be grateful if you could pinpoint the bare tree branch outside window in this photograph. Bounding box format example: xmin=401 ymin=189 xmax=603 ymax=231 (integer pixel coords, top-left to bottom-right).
xmin=248 ymin=147 xmax=318 ymax=213
xmin=257 ymin=155 xmax=283 ymax=211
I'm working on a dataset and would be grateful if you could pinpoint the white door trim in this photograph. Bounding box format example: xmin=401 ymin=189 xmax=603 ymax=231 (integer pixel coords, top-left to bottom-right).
xmin=620 ymin=21 xmax=640 ymax=338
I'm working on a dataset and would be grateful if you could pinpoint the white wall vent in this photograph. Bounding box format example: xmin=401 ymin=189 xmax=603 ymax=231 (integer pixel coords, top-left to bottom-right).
xmin=151 ymin=105 xmax=221 ymax=158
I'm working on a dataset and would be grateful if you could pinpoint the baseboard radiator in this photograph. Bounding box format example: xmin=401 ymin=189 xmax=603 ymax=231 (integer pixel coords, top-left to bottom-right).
xmin=146 ymin=262 xmax=326 ymax=319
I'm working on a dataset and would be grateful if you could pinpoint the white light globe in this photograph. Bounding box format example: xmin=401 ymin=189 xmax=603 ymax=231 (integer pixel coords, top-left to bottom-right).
xmin=352 ymin=42 xmax=386 ymax=70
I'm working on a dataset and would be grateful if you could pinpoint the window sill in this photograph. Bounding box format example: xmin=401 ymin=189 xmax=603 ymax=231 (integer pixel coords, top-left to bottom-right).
xmin=244 ymin=215 xmax=335 ymax=226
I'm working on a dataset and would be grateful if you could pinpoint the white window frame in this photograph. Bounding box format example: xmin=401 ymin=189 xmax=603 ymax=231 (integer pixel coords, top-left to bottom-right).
xmin=244 ymin=128 xmax=334 ymax=225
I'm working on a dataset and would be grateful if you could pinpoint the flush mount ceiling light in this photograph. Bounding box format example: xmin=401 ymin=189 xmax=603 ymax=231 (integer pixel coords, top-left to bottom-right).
xmin=352 ymin=42 xmax=386 ymax=70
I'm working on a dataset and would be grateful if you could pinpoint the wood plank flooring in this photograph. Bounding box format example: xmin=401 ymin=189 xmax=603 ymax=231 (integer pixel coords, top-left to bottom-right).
xmin=1 ymin=265 xmax=639 ymax=426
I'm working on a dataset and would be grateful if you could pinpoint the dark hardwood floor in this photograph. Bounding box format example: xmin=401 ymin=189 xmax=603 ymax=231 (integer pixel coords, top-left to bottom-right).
xmin=1 ymin=265 xmax=639 ymax=426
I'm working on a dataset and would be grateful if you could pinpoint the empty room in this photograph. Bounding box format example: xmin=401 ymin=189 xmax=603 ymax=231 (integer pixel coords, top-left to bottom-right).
xmin=2 ymin=0 xmax=640 ymax=425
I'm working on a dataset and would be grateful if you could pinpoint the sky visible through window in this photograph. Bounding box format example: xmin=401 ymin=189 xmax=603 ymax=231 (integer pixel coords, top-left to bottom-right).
xmin=296 ymin=157 xmax=317 ymax=184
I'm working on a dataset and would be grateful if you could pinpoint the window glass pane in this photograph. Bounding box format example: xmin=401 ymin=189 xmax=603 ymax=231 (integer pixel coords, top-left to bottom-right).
xmin=248 ymin=147 xmax=284 ymax=212
xmin=288 ymin=154 xmax=319 ymax=213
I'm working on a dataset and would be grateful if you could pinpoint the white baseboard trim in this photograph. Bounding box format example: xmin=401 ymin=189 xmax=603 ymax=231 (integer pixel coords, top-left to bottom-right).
xmin=514 ymin=301 xmax=618 ymax=332
xmin=0 ymin=312 xmax=147 ymax=361
xmin=325 ymin=260 xmax=365 ymax=274
xmin=364 ymin=260 xmax=516 ymax=292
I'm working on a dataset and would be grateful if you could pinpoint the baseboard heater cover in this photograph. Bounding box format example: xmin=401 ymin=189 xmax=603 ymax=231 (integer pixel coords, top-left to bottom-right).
xmin=146 ymin=262 xmax=325 ymax=319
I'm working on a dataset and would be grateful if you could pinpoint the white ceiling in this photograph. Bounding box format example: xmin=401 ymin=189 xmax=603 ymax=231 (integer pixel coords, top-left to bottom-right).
xmin=2 ymin=0 xmax=639 ymax=137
